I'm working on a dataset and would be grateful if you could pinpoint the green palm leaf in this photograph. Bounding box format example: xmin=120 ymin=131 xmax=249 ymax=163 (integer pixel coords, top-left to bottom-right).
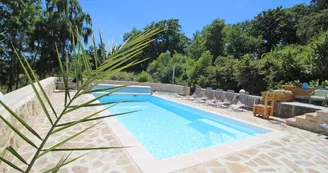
xmin=0 ymin=101 xmax=42 ymax=140
xmin=37 ymin=123 xmax=98 ymax=158
xmin=64 ymin=87 xmax=124 ymax=114
xmin=55 ymin=45 xmax=71 ymax=106
xmin=0 ymin=156 xmax=24 ymax=172
xmin=14 ymin=49 xmax=54 ymax=125
xmin=43 ymin=153 xmax=86 ymax=173
xmin=52 ymin=105 xmax=112 ymax=134
xmin=0 ymin=150 xmax=6 ymax=166
xmin=50 ymin=152 xmax=72 ymax=173
xmin=0 ymin=115 xmax=38 ymax=148
xmin=56 ymin=110 xmax=138 ymax=127
xmin=21 ymin=55 xmax=57 ymax=118
xmin=6 ymin=146 xmax=28 ymax=165
xmin=92 ymin=33 xmax=99 ymax=68
xmin=68 ymin=100 xmax=136 ymax=108
xmin=42 ymin=146 xmax=127 ymax=152
xmin=57 ymin=111 xmax=138 ymax=127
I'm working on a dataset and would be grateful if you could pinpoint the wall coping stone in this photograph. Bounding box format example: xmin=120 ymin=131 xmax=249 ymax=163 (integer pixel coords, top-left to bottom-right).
xmin=0 ymin=77 xmax=57 ymax=120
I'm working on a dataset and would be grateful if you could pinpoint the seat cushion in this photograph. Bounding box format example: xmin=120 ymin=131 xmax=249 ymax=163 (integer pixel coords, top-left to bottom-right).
xmin=314 ymin=90 xmax=328 ymax=97
xmin=310 ymin=96 xmax=326 ymax=101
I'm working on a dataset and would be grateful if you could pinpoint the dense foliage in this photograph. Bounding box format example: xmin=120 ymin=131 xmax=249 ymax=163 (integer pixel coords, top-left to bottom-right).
xmin=0 ymin=0 xmax=92 ymax=93
xmin=119 ymin=1 xmax=328 ymax=95
xmin=1 ymin=0 xmax=328 ymax=95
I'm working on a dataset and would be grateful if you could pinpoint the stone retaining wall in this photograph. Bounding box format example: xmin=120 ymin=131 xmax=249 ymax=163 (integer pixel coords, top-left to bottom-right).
xmin=94 ymin=80 xmax=191 ymax=95
xmin=56 ymin=79 xmax=262 ymax=108
xmin=0 ymin=77 xmax=56 ymax=155
xmin=274 ymin=101 xmax=327 ymax=118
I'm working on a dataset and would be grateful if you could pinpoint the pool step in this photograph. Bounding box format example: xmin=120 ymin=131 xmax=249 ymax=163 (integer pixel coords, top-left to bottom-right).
xmin=286 ymin=110 xmax=328 ymax=133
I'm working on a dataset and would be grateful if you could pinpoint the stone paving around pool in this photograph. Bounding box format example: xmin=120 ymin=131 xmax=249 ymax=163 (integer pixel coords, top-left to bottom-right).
xmin=2 ymin=91 xmax=328 ymax=173
xmin=2 ymin=92 xmax=140 ymax=173
xmin=160 ymin=94 xmax=328 ymax=173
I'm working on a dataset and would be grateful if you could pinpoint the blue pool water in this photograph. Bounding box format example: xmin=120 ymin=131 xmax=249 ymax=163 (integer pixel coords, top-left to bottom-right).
xmin=95 ymin=94 xmax=270 ymax=160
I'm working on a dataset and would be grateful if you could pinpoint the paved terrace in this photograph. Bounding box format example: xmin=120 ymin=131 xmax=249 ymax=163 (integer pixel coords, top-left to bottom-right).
xmin=4 ymin=92 xmax=328 ymax=173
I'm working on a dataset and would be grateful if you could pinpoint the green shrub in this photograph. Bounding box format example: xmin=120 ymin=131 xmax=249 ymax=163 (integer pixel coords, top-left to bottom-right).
xmin=311 ymin=31 xmax=328 ymax=80
xmin=109 ymin=72 xmax=135 ymax=81
xmin=135 ymin=71 xmax=153 ymax=82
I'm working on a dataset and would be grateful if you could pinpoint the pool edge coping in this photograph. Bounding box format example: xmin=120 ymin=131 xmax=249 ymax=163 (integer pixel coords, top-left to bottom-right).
xmin=87 ymin=94 xmax=287 ymax=173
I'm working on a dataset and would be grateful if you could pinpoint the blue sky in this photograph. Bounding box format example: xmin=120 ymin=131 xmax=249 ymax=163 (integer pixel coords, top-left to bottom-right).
xmin=79 ymin=0 xmax=310 ymax=45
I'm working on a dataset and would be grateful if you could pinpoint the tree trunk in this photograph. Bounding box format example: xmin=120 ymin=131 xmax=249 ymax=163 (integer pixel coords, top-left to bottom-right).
xmin=7 ymin=58 xmax=13 ymax=93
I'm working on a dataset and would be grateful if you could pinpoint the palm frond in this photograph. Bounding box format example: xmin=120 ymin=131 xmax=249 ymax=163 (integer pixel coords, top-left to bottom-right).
xmin=55 ymin=45 xmax=71 ymax=106
xmin=50 ymin=152 xmax=72 ymax=173
xmin=92 ymin=33 xmax=99 ymax=68
xmin=22 ymin=55 xmax=57 ymax=118
xmin=68 ymin=100 xmax=136 ymax=108
xmin=0 ymin=149 xmax=7 ymax=166
xmin=0 ymin=115 xmax=38 ymax=148
xmin=37 ymin=123 xmax=98 ymax=158
xmin=52 ymin=106 xmax=112 ymax=134
xmin=58 ymin=110 xmax=139 ymax=127
xmin=63 ymin=87 xmax=124 ymax=115
xmin=57 ymin=111 xmax=138 ymax=127
xmin=0 ymin=156 xmax=24 ymax=172
xmin=6 ymin=146 xmax=28 ymax=165
xmin=0 ymin=101 xmax=42 ymax=140
xmin=43 ymin=153 xmax=86 ymax=173
xmin=42 ymin=146 xmax=127 ymax=152
xmin=14 ymin=48 xmax=54 ymax=125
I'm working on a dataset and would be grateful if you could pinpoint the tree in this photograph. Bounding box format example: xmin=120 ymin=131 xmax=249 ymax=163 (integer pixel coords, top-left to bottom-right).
xmin=236 ymin=54 xmax=266 ymax=94
xmin=31 ymin=0 xmax=92 ymax=78
xmin=311 ymin=31 xmax=328 ymax=81
xmin=123 ymin=27 xmax=143 ymax=41
xmin=213 ymin=55 xmax=238 ymax=90
xmin=311 ymin=0 xmax=328 ymax=11
xmin=147 ymin=52 xmax=191 ymax=84
xmin=252 ymin=7 xmax=298 ymax=52
xmin=124 ymin=19 xmax=190 ymax=72
xmin=188 ymin=51 xmax=213 ymax=87
xmin=259 ymin=44 xmax=312 ymax=89
xmin=188 ymin=31 xmax=206 ymax=60
xmin=297 ymin=9 xmax=328 ymax=43
xmin=202 ymin=19 xmax=226 ymax=59
xmin=0 ymin=0 xmax=42 ymax=92
xmin=223 ymin=23 xmax=264 ymax=58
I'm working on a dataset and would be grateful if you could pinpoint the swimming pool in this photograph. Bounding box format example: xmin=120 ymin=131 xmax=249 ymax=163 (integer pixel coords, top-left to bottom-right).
xmin=92 ymin=84 xmax=153 ymax=95
xmin=95 ymin=93 xmax=270 ymax=160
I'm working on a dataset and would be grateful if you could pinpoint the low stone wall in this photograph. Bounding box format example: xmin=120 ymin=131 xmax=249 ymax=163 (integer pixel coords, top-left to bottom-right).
xmin=0 ymin=77 xmax=56 ymax=154
xmin=98 ymin=80 xmax=190 ymax=95
xmin=274 ymin=101 xmax=327 ymax=118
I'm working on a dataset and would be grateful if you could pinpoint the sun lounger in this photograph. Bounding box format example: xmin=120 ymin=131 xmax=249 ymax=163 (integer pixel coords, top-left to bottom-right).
xmin=177 ymin=85 xmax=188 ymax=97
xmin=195 ymin=87 xmax=212 ymax=103
xmin=185 ymin=86 xmax=201 ymax=100
xmin=319 ymin=123 xmax=328 ymax=136
xmin=229 ymin=92 xmax=249 ymax=111
xmin=214 ymin=90 xmax=235 ymax=107
xmin=206 ymin=89 xmax=223 ymax=105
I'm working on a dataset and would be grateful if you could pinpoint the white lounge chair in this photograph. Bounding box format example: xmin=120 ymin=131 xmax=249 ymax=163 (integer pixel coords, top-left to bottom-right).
xmin=206 ymin=89 xmax=223 ymax=105
xmin=229 ymin=92 xmax=249 ymax=111
xmin=214 ymin=90 xmax=235 ymax=108
xmin=177 ymin=85 xmax=188 ymax=97
xmin=195 ymin=87 xmax=212 ymax=103
xmin=184 ymin=86 xmax=201 ymax=100
xmin=319 ymin=123 xmax=328 ymax=136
